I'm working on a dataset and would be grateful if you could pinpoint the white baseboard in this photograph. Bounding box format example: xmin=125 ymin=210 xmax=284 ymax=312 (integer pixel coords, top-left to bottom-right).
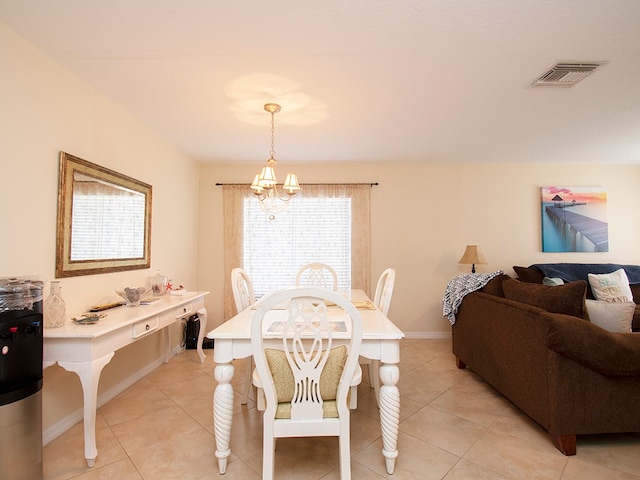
xmin=403 ymin=331 xmax=452 ymax=339
xmin=43 ymin=345 xmax=183 ymax=446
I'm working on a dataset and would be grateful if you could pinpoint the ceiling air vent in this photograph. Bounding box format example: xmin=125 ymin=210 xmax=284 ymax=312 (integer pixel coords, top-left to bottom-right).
xmin=530 ymin=62 xmax=607 ymax=88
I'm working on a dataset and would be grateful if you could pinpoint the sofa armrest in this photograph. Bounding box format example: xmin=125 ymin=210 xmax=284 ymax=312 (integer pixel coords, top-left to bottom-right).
xmin=546 ymin=313 xmax=640 ymax=375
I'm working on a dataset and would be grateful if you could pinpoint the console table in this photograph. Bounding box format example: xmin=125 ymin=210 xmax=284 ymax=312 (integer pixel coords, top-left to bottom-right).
xmin=43 ymin=291 xmax=209 ymax=467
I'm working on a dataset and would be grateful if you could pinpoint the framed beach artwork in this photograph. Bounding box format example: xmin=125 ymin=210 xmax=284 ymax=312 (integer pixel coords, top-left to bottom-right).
xmin=540 ymin=186 xmax=609 ymax=252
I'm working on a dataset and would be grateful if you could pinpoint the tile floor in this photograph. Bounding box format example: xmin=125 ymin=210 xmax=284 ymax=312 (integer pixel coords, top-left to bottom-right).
xmin=44 ymin=338 xmax=640 ymax=479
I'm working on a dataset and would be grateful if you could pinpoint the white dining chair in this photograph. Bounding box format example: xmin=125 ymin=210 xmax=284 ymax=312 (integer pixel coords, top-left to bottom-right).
xmin=231 ymin=267 xmax=255 ymax=314
xmin=251 ymin=287 xmax=363 ymax=480
xmin=373 ymin=268 xmax=396 ymax=316
xmin=363 ymin=268 xmax=396 ymax=402
xmin=231 ymin=267 xmax=257 ymax=404
xmin=295 ymin=262 xmax=338 ymax=290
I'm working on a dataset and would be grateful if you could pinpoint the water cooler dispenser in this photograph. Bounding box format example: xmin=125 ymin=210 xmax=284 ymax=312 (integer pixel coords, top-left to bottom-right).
xmin=0 ymin=277 xmax=44 ymax=480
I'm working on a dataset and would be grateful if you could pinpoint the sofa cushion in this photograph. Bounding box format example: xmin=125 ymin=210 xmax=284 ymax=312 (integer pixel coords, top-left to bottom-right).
xmin=547 ymin=312 xmax=640 ymax=376
xmin=588 ymin=268 xmax=634 ymax=303
xmin=630 ymin=285 xmax=640 ymax=332
xmin=502 ymin=278 xmax=588 ymax=319
xmin=585 ymin=300 xmax=635 ymax=333
xmin=513 ymin=265 xmax=545 ymax=284
xmin=479 ymin=273 xmax=508 ymax=297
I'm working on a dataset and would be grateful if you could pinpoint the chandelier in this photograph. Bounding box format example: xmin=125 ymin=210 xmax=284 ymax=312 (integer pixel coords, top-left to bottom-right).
xmin=250 ymin=103 xmax=300 ymax=216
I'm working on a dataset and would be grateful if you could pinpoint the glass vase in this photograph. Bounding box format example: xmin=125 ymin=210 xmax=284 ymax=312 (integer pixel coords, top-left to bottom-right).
xmin=149 ymin=270 xmax=169 ymax=296
xmin=44 ymin=280 xmax=66 ymax=328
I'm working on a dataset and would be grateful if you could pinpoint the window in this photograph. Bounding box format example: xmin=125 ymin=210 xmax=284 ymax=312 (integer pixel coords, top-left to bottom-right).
xmin=223 ymin=184 xmax=371 ymax=319
xmin=243 ymin=196 xmax=352 ymax=297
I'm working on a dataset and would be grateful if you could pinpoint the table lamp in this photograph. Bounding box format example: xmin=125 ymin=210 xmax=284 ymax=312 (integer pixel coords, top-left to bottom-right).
xmin=458 ymin=245 xmax=487 ymax=273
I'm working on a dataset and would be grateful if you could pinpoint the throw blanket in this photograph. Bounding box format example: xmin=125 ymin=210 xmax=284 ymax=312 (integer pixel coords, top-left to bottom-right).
xmin=443 ymin=271 xmax=503 ymax=325
xmin=531 ymin=263 xmax=640 ymax=285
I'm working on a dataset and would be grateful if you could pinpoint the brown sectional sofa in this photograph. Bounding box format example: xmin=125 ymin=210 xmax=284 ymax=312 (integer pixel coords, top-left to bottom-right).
xmin=451 ymin=267 xmax=640 ymax=455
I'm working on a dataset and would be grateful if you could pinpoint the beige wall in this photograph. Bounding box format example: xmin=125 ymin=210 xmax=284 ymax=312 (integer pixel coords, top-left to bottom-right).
xmin=1 ymin=23 xmax=201 ymax=434
xmin=199 ymin=162 xmax=640 ymax=336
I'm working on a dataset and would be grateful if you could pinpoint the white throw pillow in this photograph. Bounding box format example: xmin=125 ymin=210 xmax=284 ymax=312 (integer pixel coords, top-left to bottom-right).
xmin=585 ymin=299 xmax=635 ymax=333
xmin=587 ymin=268 xmax=634 ymax=303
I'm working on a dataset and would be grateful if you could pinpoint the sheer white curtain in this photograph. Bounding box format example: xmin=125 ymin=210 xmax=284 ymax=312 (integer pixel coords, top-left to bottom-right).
xmin=222 ymin=184 xmax=371 ymax=319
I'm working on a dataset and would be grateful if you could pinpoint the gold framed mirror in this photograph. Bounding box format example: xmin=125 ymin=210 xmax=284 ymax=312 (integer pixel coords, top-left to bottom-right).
xmin=56 ymin=152 xmax=152 ymax=277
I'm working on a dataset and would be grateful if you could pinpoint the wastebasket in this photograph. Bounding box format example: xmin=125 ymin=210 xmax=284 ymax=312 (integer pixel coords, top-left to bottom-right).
xmin=0 ymin=277 xmax=44 ymax=480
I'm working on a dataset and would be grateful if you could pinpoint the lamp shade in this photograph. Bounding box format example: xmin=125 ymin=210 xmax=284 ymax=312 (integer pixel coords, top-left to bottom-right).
xmin=250 ymin=174 xmax=264 ymax=193
xmin=458 ymin=245 xmax=487 ymax=266
xmin=283 ymin=173 xmax=300 ymax=193
xmin=259 ymin=165 xmax=277 ymax=187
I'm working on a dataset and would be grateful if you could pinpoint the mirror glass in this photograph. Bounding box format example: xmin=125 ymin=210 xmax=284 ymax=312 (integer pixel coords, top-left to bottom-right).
xmin=56 ymin=152 xmax=152 ymax=277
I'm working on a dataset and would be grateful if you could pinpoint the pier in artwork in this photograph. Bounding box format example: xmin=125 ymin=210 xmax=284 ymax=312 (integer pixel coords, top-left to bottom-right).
xmin=545 ymin=205 xmax=608 ymax=252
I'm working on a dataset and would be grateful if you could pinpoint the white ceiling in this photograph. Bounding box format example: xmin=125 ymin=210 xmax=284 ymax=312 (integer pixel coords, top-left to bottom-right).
xmin=2 ymin=0 xmax=640 ymax=164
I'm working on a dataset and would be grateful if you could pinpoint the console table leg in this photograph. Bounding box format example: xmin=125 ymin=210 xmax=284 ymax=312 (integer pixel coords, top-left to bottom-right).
xmin=196 ymin=308 xmax=208 ymax=364
xmin=378 ymin=363 xmax=400 ymax=474
xmin=213 ymin=362 xmax=235 ymax=474
xmin=58 ymin=352 xmax=115 ymax=467
xmin=164 ymin=326 xmax=172 ymax=363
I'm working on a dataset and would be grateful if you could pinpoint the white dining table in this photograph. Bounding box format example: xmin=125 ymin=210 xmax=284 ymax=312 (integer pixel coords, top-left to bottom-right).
xmin=207 ymin=289 xmax=405 ymax=475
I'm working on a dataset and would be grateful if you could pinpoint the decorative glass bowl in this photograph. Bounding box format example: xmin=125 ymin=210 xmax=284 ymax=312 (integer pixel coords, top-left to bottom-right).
xmin=115 ymin=287 xmax=149 ymax=307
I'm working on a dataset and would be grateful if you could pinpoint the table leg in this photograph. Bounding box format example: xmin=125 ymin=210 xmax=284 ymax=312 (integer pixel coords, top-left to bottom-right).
xmin=378 ymin=362 xmax=400 ymax=474
xmin=58 ymin=352 xmax=115 ymax=467
xmin=196 ymin=308 xmax=207 ymax=364
xmin=213 ymin=362 xmax=235 ymax=474
xmin=164 ymin=325 xmax=172 ymax=364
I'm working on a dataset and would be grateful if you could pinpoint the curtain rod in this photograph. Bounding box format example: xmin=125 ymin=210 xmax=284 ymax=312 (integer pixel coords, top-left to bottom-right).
xmin=215 ymin=182 xmax=378 ymax=186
